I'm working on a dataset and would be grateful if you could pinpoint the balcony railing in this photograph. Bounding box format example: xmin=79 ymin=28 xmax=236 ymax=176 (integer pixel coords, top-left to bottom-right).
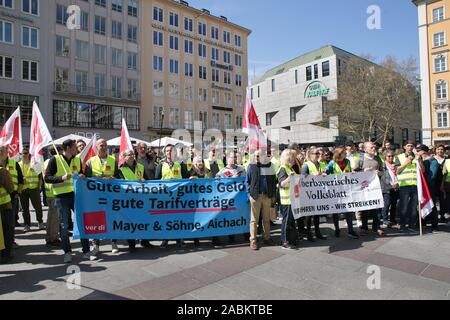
xmin=53 ymin=83 xmax=141 ymax=103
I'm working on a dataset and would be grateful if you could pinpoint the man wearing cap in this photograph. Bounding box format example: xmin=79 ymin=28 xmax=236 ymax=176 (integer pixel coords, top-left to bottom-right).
xmin=395 ymin=140 xmax=425 ymax=232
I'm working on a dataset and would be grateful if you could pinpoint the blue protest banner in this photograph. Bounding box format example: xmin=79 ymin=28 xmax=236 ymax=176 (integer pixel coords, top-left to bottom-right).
xmin=73 ymin=176 xmax=250 ymax=240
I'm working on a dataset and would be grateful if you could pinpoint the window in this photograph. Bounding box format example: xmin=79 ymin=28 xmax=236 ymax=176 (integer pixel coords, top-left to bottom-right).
xmin=199 ymin=66 xmax=207 ymax=80
xmin=0 ymin=20 xmax=13 ymax=43
xmin=235 ymin=35 xmax=241 ymax=47
xmin=236 ymin=116 xmax=243 ymax=129
xmin=212 ymin=112 xmax=220 ymax=129
xmin=95 ymin=16 xmax=106 ymax=35
xmin=55 ymin=67 xmax=68 ymax=91
xmin=127 ymin=79 xmax=138 ymax=99
xmin=198 ymin=44 xmax=206 ymax=58
xmin=236 ymin=94 xmax=243 ymax=108
xmin=314 ymin=64 xmax=318 ymax=79
xmin=435 ymin=55 xmax=447 ymax=72
xmin=0 ymin=0 xmax=13 ymax=9
xmin=112 ymin=21 xmax=122 ymax=39
xmin=185 ymin=63 xmax=193 ymax=77
xmin=434 ymin=32 xmax=446 ymax=47
xmin=199 ymin=111 xmax=207 ymax=128
xmin=80 ymin=12 xmax=88 ymax=31
xmin=184 ymin=110 xmax=194 ymax=130
xmin=306 ymin=66 xmax=312 ymax=81
xmin=266 ymin=112 xmax=277 ymax=126
xmin=212 ymin=69 xmax=219 ymax=82
xmin=22 ymin=26 xmax=38 ymax=48
xmin=75 ymin=71 xmax=88 ymax=95
xmin=436 ymin=81 xmax=448 ymax=99
xmin=322 ymin=61 xmax=330 ymax=77
xmin=56 ymin=35 xmax=69 ymax=57
xmin=94 ymin=44 xmax=105 ymax=64
xmin=128 ymin=25 xmax=137 ymax=43
xmin=169 ymin=108 xmax=179 ymax=128
xmin=212 ymin=48 xmax=219 ymax=61
xmin=235 ymin=74 xmax=242 ymax=87
xmin=128 ymin=0 xmax=138 ymax=17
xmin=153 ymin=6 xmax=163 ymax=22
xmin=258 ymin=86 xmax=260 ymax=98
xmin=184 ymin=39 xmax=193 ymax=54
xmin=212 ymin=90 xmax=219 ymax=104
xmin=224 ymin=113 xmax=232 ymax=130
xmin=153 ymin=56 xmax=163 ymax=71
xmin=223 ymin=51 xmax=230 ymax=64
xmin=76 ymin=40 xmax=89 ymax=61
xmin=111 ymin=48 xmax=123 ymax=67
xmin=402 ymin=128 xmax=409 ymax=144
xmin=95 ymin=0 xmax=106 ymax=7
xmin=433 ymin=6 xmax=445 ymax=22
xmin=250 ymin=88 xmax=253 ymax=100
xmin=184 ymin=17 xmax=193 ymax=31
xmin=169 ymin=35 xmax=178 ymax=50
xmin=153 ymin=31 xmax=163 ymax=46
xmin=198 ymin=22 xmax=206 ymax=36
xmin=211 ymin=26 xmax=219 ymax=40
xmin=438 ymin=112 xmax=448 ymax=128
xmin=153 ymin=81 xmax=163 ymax=96
xmin=22 ymin=0 xmax=38 ymax=15
xmin=184 ymin=86 xmax=192 ymax=101
xmin=235 ymin=54 xmax=242 ymax=67
xmin=153 ymin=106 xmax=164 ymax=128
xmin=223 ymin=31 xmax=230 ymax=43
xmin=128 ymin=52 xmax=137 ymax=70
xmin=295 ymin=70 xmax=298 ymax=84
xmin=290 ymin=106 xmax=303 ymax=122
xmin=56 ymin=4 xmax=68 ymax=25
xmin=224 ymin=92 xmax=232 ymax=107
xmin=112 ymin=0 xmax=122 ymax=12
xmin=198 ymin=88 xmax=207 ymax=102
xmin=169 ymin=59 xmax=179 ymax=74
xmin=169 ymin=12 xmax=178 ymax=27
xmin=111 ymin=76 xmax=122 ymax=98
xmin=169 ymin=83 xmax=179 ymax=97
xmin=94 ymin=73 xmax=105 ymax=97
xmin=0 ymin=56 xmax=13 ymax=79
xmin=271 ymin=79 xmax=275 ymax=92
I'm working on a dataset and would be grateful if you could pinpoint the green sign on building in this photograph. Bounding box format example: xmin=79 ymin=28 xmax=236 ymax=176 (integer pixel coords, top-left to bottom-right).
xmin=304 ymin=81 xmax=330 ymax=98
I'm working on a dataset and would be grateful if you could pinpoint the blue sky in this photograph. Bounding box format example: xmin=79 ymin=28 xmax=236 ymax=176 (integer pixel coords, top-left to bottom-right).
xmin=187 ymin=0 xmax=419 ymax=81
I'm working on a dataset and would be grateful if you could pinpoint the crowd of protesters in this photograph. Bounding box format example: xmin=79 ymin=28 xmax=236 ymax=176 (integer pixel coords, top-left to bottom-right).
xmin=1 ymin=137 xmax=449 ymax=263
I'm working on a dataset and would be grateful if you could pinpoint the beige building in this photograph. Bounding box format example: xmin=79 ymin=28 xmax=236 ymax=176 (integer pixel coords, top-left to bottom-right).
xmin=141 ymin=0 xmax=251 ymax=142
xmin=414 ymin=0 xmax=450 ymax=146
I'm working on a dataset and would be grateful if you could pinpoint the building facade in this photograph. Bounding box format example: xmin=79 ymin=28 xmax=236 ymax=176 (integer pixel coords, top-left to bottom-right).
xmin=0 ymin=0 xmax=250 ymax=143
xmin=249 ymin=45 xmax=422 ymax=146
xmin=414 ymin=0 xmax=450 ymax=146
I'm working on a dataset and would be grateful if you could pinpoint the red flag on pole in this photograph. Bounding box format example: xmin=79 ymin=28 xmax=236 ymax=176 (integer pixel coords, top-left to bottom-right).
xmin=79 ymin=135 xmax=98 ymax=169
xmin=119 ymin=118 xmax=133 ymax=166
xmin=0 ymin=107 xmax=22 ymax=160
xmin=417 ymin=165 xmax=434 ymax=219
xmin=243 ymin=93 xmax=268 ymax=151
xmin=29 ymin=101 xmax=53 ymax=172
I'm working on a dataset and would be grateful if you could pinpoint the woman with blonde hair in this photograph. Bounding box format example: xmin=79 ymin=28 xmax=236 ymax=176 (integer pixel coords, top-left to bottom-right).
xmin=325 ymin=147 xmax=359 ymax=239
xmin=277 ymin=149 xmax=299 ymax=250
xmin=189 ymin=156 xmax=212 ymax=179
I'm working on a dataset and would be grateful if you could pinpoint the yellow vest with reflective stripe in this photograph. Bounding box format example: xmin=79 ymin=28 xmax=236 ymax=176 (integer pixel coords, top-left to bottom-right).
xmin=91 ymin=156 xmax=116 ymax=178
xmin=52 ymin=155 xmax=81 ymax=196
xmin=332 ymin=160 xmax=351 ymax=174
xmin=161 ymin=162 xmax=182 ymax=180
xmin=43 ymin=159 xmax=54 ymax=199
xmin=0 ymin=168 xmax=11 ymax=205
xmin=19 ymin=161 xmax=39 ymax=190
xmin=445 ymin=160 xmax=450 ymax=183
xmin=277 ymin=165 xmax=295 ymax=205
xmin=2 ymin=159 xmax=18 ymax=191
xmin=204 ymin=159 xmax=225 ymax=172
xmin=306 ymin=161 xmax=321 ymax=175
xmin=397 ymin=154 xmax=417 ymax=187
xmin=120 ymin=163 xmax=145 ymax=181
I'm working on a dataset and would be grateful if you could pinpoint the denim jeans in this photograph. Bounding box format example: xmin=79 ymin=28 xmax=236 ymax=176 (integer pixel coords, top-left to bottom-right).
xmin=54 ymin=195 xmax=90 ymax=254
xmin=398 ymin=186 xmax=418 ymax=228
xmin=280 ymin=205 xmax=297 ymax=244
xmin=382 ymin=190 xmax=399 ymax=224
xmin=333 ymin=213 xmax=355 ymax=233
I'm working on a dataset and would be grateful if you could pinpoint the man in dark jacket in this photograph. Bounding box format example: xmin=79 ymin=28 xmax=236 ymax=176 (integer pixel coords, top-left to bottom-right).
xmin=246 ymin=149 xmax=277 ymax=250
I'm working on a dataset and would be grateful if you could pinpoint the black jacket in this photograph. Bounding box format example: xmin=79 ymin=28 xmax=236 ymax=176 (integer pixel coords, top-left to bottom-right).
xmin=246 ymin=163 xmax=277 ymax=200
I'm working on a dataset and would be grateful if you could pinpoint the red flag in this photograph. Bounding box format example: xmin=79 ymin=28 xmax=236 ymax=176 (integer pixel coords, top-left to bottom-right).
xmin=79 ymin=135 xmax=98 ymax=169
xmin=243 ymin=93 xmax=269 ymax=151
xmin=30 ymin=101 xmax=53 ymax=172
xmin=0 ymin=107 xmax=22 ymax=160
xmin=119 ymin=118 xmax=133 ymax=166
xmin=417 ymin=165 xmax=434 ymax=219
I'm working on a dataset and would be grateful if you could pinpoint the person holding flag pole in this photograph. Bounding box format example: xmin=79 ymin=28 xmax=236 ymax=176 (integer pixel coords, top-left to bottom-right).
xmin=416 ymin=147 xmax=436 ymax=237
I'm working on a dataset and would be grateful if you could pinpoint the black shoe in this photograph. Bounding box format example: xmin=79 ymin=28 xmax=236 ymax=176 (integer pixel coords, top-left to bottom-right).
xmin=177 ymin=240 xmax=186 ymax=248
xmin=212 ymin=238 xmax=222 ymax=248
xmin=315 ymin=233 xmax=327 ymax=240
xmin=140 ymin=240 xmax=154 ymax=248
xmin=335 ymin=230 xmax=341 ymax=238
xmin=228 ymin=235 xmax=236 ymax=244
xmin=129 ymin=245 xmax=137 ymax=253
xmin=194 ymin=239 xmax=200 ymax=246
xmin=348 ymin=231 xmax=359 ymax=239
xmin=160 ymin=240 xmax=168 ymax=248
xmin=307 ymin=232 xmax=315 ymax=242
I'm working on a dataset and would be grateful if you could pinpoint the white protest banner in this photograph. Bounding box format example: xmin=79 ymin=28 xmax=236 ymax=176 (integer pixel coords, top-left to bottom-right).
xmin=290 ymin=172 xmax=384 ymax=219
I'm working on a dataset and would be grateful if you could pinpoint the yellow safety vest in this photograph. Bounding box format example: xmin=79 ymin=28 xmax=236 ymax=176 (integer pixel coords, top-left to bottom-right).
xmin=243 ymin=154 xmax=250 ymax=170
xmin=43 ymin=159 xmax=54 ymax=199
xmin=2 ymin=159 xmax=18 ymax=191
xmin=120 ymin=163 xmax=145 ymax=181
xmin=91 ymin=155 xmax=116 ymax=178
xmin=305 ymin=161 xmax=322 ymax=175
xmin=52 ymin=155 xmax=81 ymax=196
xmin=204 ymin=159 xmax=225 ymax=172
xmin=161 ymin=162 xmax=182 ymax=180
xmin=0 ymin=168 xmax=11 ymax=206
xmin=19 ymin=161 xmax=39 ymax=190
xmin=186 ymin=158 xmax=193 ymax=171
xmin=0 ymin=213 xmax=4 ymax=251
xmin=332 ymin=160 xmax=352 ymax=174
xmin=277 ymin=165 xmax=295 ymax=205
xmin=397 ymin=154 xmax=417 ymax=187
xmin=445 ymin=160 xmax=450 ymax=183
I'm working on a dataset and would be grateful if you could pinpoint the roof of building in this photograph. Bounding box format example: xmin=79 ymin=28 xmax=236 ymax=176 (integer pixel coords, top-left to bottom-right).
xmin=254 ymin=45 xmax=371 ymax=84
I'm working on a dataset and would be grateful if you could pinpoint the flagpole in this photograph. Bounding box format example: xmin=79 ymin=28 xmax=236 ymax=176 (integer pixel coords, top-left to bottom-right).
xmin=418 ymin=203 xmax=423 ymax=237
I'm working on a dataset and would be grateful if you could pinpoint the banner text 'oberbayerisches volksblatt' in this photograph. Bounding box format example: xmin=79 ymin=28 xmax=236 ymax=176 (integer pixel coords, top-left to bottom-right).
xmin=73 ymin=176 xmax=250 ymax=240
